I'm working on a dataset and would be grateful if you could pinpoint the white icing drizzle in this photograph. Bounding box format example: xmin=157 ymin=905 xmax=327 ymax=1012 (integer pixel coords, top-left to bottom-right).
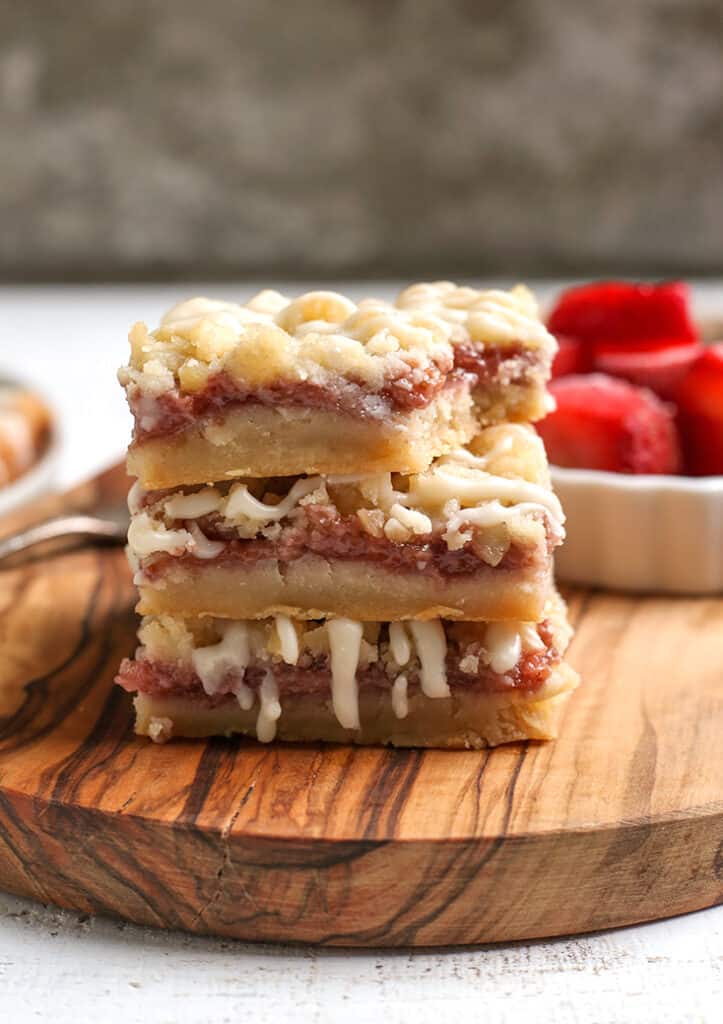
xmin=388 ymin=622 xmax=411 ymax=667
xmin=154 ymin=612 xmax=549 ymax=731
xmin=446 ymin=499 xmax=565 ymax=549
xmin=275 ymin=614 xmax=299 ymax=665
xmin=391 ymin=675 xmax=409 ymax=719
xmin=187 ymin=521 xmax=225 ymax=559
xmin=127 ymin=479 xmax=146 ymax=515
xmin=408 ymin=621 xmax=450 ymax=699
xmin=126 ymin=512 xmax=192 ymax=557
xmin=256 ymin=671 xmax=282 ymax=743
xmin=191 ymin=622 xmax=250 ymax=696
xmin=235 ymin=680 xmax=255 ymax=711
xmin=414 ymin=467 xmax=564 ymax=524
xmin=327 ymin=618 xmax=363 ymax=730
xmin=485 ymin=623 xmax=523 ymax=675
xmin=387 ymin=502 xmax=433 ymax=535
xmin=164 ymin=487 xmax=221 ymax=519
xmin=223 ymin=476 xmax=322 ymax=522
xmin=439 ymin=436 xmax=515 ymax=472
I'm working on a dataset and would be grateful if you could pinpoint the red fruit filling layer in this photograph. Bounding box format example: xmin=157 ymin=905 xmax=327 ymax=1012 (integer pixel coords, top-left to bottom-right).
xmin=139 ymin=504 xmax=554 ymax=582
xmin=116 ymin=620 xmax=558 ymax=704
xmin=129 ymin=346 xmax=541 ymax=442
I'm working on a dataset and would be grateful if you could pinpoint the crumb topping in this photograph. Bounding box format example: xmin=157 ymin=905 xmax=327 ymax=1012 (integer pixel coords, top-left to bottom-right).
xmin=119 ymin=290 xmax=456 ymax=398
xmin=396 ymin=281 xmax=555 ymax=351
xmin=118 ymin=283 xmax=554 ymax=399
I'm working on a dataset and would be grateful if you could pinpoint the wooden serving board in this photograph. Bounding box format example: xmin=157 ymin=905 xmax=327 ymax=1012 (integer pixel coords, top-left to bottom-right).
xmin=0 ymin=464 xmax=721 ymax=947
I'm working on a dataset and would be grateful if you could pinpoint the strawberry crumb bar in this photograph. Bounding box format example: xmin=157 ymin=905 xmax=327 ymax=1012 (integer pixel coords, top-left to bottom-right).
xmin=115 ymin=592 xmax=578 ymax=748
xmin=119 ymin=290 xmax=476 ymax=488
xmin=128 ymin=424 xmax=564 ymax=623
xmin=118 ymin=284 xmax=556 ymax=490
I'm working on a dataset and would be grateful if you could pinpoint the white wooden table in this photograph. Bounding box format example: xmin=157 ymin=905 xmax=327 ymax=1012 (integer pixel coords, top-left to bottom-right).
xmin=1 ymin=283 xmax=721 ymax=1023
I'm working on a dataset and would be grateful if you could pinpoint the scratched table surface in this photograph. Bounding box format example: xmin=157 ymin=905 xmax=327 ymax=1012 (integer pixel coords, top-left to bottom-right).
xmin=1 ymin=282 xmax=721 ymax=1023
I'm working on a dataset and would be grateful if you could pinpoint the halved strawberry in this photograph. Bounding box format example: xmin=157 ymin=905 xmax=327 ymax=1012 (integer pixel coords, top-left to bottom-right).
xmin=548 ymin=281 xmax=698 ymax=355
xmin=674 ymin=344 xmax=723 ymax=476
xmin=595 ymin=342 xmax=704 ymax=400
xmin=551 ymin=334 xmax=588 ymax=377
xmin=537 ymin=373 xmax=681 ymax=474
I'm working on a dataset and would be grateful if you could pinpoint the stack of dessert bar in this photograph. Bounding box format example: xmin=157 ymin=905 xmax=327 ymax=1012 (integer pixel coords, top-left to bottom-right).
xmin=116 ymin=283 xmax=578 ymax=747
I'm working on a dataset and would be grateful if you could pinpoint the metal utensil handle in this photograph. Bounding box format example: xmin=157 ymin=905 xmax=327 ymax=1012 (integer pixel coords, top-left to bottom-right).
xmin=0 ymin=515 xmax=127 ymax=563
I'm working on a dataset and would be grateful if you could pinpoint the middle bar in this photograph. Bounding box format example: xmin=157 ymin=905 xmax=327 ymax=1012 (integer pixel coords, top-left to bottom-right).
xmin=128 ymin=423 xmax=564 ymax=623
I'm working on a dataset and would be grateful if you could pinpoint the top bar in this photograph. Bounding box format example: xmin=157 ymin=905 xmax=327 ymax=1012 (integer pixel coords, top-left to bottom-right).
xmin=119 ymin=284 xmax=556 ymax=488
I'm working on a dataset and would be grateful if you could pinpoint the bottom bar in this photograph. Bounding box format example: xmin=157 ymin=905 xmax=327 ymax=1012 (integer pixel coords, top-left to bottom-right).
xmin=116 ymin=594 xmax=578 ymax=749
xmin=133 ymin=675 xmax=577 ymax=749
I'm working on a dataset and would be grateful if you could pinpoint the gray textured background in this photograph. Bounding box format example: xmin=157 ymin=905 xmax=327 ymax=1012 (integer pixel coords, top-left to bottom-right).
xmin=1 ymin=0 xmax=722 ymax=281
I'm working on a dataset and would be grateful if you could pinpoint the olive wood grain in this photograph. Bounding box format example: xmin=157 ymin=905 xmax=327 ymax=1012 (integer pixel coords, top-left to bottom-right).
xmin=0 ymin=463 xmax=720 ymax=946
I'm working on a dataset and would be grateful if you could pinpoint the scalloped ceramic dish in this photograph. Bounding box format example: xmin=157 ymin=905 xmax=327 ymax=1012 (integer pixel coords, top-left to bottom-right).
xmin=551 ymin=466 xmax=723 ymax=593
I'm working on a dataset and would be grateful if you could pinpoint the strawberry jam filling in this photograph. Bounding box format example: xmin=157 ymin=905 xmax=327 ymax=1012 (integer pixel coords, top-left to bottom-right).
xmin=139 ymin=504 xmax=552 ymax=581
xmin=453 ymin=343 xmax=538 ymax=388
xmin=130 ymin=363 xmax=455 ymax=442
xmin=116 ymin=619 xmax=558 ymax=704
xmin=129 ymin=344 xmax=540 ymax=442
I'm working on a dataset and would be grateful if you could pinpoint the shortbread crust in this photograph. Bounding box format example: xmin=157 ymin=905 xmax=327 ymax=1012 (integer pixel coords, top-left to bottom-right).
xmin=133 ymin=667 xmax=578 ymax=748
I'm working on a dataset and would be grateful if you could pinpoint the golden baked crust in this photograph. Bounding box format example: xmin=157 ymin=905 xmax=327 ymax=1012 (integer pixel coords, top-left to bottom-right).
xmin=127 ymin=391 xmax=476 ymax=488
xmin=136 ymin=557 xmax=553 ymax=618
xmin=133 ymin=664 xmax=579 ymax=748
xmin=136 ymin=555 xmax=552 ymax=622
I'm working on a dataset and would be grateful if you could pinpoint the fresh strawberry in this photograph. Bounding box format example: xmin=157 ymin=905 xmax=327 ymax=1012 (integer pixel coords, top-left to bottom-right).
xmin=595 ymin=342 xmax=704 ymax=400
xmin=548 ymin=281 xmax=698 ymax=356
xmin=674 ymin=344 xmax=723 ymax=476
xmin=551 ymin=334 xmax=589 ymax=377
xmin=537 ymin=374 xmax=681 ymax=474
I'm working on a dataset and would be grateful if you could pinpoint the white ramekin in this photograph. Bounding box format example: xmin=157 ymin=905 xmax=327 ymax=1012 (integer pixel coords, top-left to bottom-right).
xmin=551 ymin=466 xmax=723 ymax=593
